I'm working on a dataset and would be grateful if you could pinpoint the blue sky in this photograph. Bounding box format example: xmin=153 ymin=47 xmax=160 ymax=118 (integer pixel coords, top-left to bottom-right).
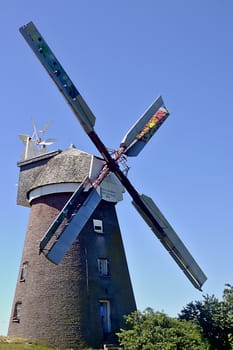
xmin=1 ymin=0 xmax=233 ymax=336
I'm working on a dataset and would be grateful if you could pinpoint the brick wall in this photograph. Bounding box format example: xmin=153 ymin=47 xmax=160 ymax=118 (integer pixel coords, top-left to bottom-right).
xmin=8 ymin=192 xmax=136 ymax=349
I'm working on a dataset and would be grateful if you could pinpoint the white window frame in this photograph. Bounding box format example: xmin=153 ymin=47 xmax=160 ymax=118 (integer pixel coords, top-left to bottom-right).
xmin=20 ymin=262 xmax=28 ymax=282
xmin=93 ymin=219 xmax=104 ymax=233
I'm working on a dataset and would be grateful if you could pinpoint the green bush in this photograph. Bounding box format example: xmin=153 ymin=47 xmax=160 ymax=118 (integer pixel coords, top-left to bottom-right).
xmin=117 ymin=308 xmax=208 ymax=350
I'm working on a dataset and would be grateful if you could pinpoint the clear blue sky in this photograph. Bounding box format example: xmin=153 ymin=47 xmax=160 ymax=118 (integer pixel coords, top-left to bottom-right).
xmin=1 ymin=0 xmax=233 ymax=336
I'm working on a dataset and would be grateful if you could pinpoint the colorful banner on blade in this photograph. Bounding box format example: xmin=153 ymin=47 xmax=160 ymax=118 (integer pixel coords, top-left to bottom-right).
xmin=136 ymin=107 xmax=168 ymax=142
xmin=124 ymin=105 xmax=169 ymax=157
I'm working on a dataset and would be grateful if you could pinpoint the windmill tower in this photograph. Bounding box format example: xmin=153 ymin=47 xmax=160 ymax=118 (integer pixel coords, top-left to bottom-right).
xmin=9 ymin=21 xmax=207 ymax=350
xmin=8 ymin=145 xmax=136 ymax=349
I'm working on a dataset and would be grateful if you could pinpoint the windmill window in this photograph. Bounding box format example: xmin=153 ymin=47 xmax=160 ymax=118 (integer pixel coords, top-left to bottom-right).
xmin=98 ymin=258 xmax=109 ymax=276
xmin=20 ymin=262 xmax=28 ymax=282
xmin=12 ymin=302 xmax=22 ymax=323
xmin=93 ymin=219 xmax=103 ymax=233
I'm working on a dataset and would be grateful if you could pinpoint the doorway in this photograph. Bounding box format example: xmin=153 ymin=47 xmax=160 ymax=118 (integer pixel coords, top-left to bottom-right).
xmin=99 ymin=300 xmax=111 ymax=333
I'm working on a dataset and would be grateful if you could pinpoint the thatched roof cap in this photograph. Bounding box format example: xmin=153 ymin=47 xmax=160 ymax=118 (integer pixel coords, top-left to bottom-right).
xmin=30 ymin=147 xmax=92 ymax=191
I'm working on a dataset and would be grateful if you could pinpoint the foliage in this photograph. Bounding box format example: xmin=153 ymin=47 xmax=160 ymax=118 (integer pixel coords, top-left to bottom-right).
xmin=117 ymin=307 xmax=208 ymax=350
xmin=179 ymin=284 xmax=233 ymax=350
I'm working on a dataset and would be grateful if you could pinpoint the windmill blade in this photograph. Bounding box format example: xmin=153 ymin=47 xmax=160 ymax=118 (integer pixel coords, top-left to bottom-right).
xmin=19 ymin=22 xmax=96 ymax=134
xmin=132 ymin=194 xmax=207 ymax=290
xmin=90 ymin=157 xmax=207 ymax=290
xmin=40 ymin=181 xmax=87 ymax=254
xmin=19 ymin=22 xmax=111 ymax=164
xmin=42 ymin=186 xmax=102 ymax=265
xmin=121 ymin=96 xmax=169 ymax=157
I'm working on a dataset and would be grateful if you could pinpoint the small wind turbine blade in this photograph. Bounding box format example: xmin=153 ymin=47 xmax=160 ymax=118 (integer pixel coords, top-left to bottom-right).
xmin=32 ymin=118 xmax=40 ymax=142
xmin=121 ymin=96 xmax=169 ymax=157
xmin=39 ymin=138 xmax=57 ymax=146
xmin=19 ymin=22 xmax=96 ymax=134
xmin=38 ymin=141 xmax=53 ymax=146
xmin=41 ymin=120 xmax=52 ymax=134
xmin=45 ymin=138 xmax=57 ymax=143
xmin=132 ymin=194 xmax=207 ymax=290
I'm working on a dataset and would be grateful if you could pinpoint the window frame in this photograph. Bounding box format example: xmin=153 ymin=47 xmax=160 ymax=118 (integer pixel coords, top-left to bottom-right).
xmin=93 ymin=219 xmax=104 ymax=234
xmin=97 ymin=258 xmax=109 ymax=276
xmin=12 ymin=302 xmax=22 ymax=323
xmin=20 ymin=261 xmax=28 ymax=282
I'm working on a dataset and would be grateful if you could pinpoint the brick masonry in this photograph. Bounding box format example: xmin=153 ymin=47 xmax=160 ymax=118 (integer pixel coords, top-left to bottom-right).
xmin=8 ymin=149 xmax=136 ymax=349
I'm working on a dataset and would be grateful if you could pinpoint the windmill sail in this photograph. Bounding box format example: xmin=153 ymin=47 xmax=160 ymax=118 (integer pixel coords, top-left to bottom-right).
xmin=39 ymin=181 xmax=88 ymax=254
xmin=44 ymin=187 xmax=102 ymax=265
xmin=121 ymin=96 xmax=169 ymax=157
xmin=19 ymin=22 xmax=95 ymax=133
xmin=132 ymin=194 xmax=207 ymax=290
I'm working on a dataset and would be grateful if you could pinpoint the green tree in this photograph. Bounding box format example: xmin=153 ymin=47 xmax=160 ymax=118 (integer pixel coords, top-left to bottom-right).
xmin=222 ymin=284 xmax=233 ymax=347
xmin=117 ymin=308 xmax=208 ymax=350
xmin=179 ymin=284 xmax=233 ymax=350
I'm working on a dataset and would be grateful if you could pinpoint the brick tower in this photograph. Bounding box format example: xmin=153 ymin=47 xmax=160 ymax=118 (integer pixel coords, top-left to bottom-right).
xmin=8 ymin=146 xmax=136 ymax=349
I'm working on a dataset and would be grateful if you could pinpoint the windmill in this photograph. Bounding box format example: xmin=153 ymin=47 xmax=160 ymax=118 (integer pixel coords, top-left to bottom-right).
xmin=8 ymin=22 xmax=207 ymax=349
xmin=19 ymin=21 xmax=206 ymax=290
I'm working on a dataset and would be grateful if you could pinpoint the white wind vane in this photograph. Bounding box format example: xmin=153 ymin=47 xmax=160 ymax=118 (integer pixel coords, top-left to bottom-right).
xmin=19 ymin=119 xmax=57 ymax=160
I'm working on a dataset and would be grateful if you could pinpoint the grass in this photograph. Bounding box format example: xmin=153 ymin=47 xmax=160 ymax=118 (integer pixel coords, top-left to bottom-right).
xmin=0 ymin=337 xmax=101 ymax=350
xmin=0 ymin=337 xmax=55 ymax=350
